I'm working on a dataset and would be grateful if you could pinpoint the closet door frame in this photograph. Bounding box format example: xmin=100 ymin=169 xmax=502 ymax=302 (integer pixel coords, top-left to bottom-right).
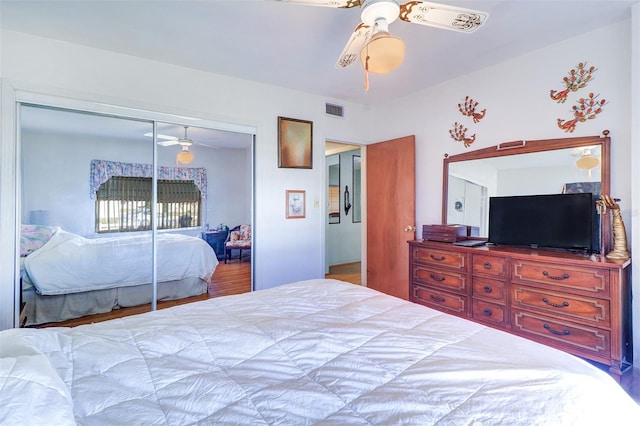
xmin=0 ymin=86 xmax=256 ymax=329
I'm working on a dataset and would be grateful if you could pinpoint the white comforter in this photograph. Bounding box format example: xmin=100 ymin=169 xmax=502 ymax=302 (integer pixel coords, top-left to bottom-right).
xmin=1 ymin=279 xmax=638 ymax=425
xmin=24 ymin=230 xmax=217 ymax=295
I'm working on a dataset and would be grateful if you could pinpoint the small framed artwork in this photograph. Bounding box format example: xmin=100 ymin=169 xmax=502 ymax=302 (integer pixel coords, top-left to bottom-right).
xmin=286 ymin=190 xmax=306 ymax=219
xmin=278 ymin=116 xmax=313 ymax=169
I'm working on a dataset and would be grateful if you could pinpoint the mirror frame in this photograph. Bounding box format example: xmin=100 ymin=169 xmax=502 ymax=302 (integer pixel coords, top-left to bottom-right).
xmin=442 ymin=132 xmax=611 ymax=249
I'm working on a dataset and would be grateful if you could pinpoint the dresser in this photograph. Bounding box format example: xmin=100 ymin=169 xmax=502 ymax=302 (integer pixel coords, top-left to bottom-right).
xmin=409 ymin=239 xmax=632 ymax=380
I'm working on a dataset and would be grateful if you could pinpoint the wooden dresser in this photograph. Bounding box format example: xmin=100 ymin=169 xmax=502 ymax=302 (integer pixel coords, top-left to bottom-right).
xmin=409 ymin=239 xmax=632 ymax=380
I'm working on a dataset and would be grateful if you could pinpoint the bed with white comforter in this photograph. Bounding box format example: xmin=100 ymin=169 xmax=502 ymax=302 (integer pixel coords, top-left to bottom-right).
xmin=21 ymin=229 xmax=217 ymax=325
xmin=2 ymin=279 xmax=638 ymax=425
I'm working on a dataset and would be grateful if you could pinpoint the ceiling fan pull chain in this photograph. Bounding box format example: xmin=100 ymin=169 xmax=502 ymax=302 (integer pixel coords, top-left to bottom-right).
xmin=364 ymin=53 xmax=370 ymax=92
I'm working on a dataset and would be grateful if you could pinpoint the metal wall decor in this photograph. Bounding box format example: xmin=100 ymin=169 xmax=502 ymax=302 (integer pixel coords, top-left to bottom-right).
xmin=450 ymin=96 xmax=485 ymax=148
xmin=550 ymin=62 xmax=597 ymax=104
xmin=550 ymin=61 xmax=607 ymax=133
xmin=457 ymin=96 xmax=486 ymax=123
xmin=449 ymin=121 xmax=476 ymax=147
xmin=557 ymin=93 xmax=607 ymax=133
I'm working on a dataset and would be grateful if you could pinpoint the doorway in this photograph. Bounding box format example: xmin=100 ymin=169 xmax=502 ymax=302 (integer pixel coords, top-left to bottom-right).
xmin=324 ymin=141 xmax=362 ymax=285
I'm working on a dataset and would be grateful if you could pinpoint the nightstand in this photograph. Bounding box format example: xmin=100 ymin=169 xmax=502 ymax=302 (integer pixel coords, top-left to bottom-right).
xmin=202 ymin=230 xmax=229 ymax=261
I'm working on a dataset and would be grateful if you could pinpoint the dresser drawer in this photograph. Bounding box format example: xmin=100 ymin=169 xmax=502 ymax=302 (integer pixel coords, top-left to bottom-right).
xmin=412 ymin=247 xmax=466 ymax=271
xmin=512 ymin=260 xmax=609 ymax=296
xmin=472 ymin=299 xmax=506 ymax=326
xmin=412 ymin=285 xmax=467 ymax=315
xmin=472 ymin=254 xmax=506 ymax=278
xmin=472 ymin=277 xmax=506 ymax=302
xmin=413 ymin=265 xmax=467 ymax=293
xmin=512 ymin=285 xmax=610 ymax=327
xmin=512 ymin=310 xmax=610 ymax=359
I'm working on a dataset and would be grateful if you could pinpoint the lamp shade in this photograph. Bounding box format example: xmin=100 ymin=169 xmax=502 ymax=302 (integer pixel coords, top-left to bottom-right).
xmin=176 ymin=148 xmax=194 ymax=164
xmin=360 ymin=32 xmax=405 ymax=74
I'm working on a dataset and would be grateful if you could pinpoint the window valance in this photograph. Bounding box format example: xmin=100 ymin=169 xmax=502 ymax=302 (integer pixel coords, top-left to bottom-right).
xmin=90 ymin=159 xmax=207 ymax=200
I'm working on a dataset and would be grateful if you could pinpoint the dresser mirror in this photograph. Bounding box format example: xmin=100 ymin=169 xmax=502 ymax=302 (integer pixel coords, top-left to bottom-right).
xmin=442 ymin=133 xmax=611 ymax=247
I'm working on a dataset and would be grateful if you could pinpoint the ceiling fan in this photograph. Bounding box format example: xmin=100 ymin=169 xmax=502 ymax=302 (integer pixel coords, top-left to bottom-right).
xmin=275 ymin=0 xmax=489 ymax=79
xmin=158 ymin=126 xmax=195 ymax=164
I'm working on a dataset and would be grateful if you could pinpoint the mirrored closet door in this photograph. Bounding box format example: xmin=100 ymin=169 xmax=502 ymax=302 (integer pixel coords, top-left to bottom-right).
xmin=19 ymin=104 xmax=155 ymax=326
xmin=18 ymin=105 xmax=254 ymax=328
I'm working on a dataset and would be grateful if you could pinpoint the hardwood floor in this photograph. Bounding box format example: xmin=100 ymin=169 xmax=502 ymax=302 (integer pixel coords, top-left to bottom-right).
xmin=325 ymin=261 xmax=361 ymax=285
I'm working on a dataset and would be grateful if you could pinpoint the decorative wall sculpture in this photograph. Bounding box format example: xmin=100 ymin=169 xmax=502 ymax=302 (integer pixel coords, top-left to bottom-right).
xmin=550 ymin=61 xmax=607 ymax=133
xmin=457 ymin=96 xmax=486 ymax=123
xmin=449 ymin=122 xmax=476 ymax=147
xmin=557 ymin=92 xmax=607 ymax=133
xmin=550 ymin=62 xmax=597 ymax=103
xmin=450 ymin=95 xmax=485 ymax=147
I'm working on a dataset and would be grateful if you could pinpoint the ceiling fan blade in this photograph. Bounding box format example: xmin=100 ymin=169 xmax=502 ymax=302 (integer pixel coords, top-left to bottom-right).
xmin=273 ymin=0 xmax=362 ymax=8
xmin=399 ymin=1 xmax=488 ymax=33
xmin=335 ymin=22 xmax=372 ymax=68
xmin=158 ymin=140 xmax=180 ymax=146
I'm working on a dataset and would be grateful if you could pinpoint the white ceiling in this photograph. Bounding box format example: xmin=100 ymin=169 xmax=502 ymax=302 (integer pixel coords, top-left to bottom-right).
xmin=3 ymin=0 xmax=636 ymax=151
xmin=1 ymin=0 xmax=636 ymax=106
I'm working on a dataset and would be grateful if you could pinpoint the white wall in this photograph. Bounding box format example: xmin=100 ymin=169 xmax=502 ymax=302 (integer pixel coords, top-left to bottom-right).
xmin=372 ymin=19 xmax=639 ymax=366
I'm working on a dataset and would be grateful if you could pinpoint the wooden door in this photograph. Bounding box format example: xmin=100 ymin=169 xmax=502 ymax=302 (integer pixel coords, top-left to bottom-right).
xmin=366 ymin=135 xmax=416 ymax=299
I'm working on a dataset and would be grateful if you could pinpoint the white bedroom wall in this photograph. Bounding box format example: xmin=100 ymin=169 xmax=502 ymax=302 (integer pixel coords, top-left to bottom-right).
xmin=0 ymin=29 xmax=373 ymax=328
xmin=371 ymin=19 xmax=639 ymax=366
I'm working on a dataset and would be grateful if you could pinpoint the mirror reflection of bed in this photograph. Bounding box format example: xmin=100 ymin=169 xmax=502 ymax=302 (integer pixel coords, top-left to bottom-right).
xmin=19 ymin=105 xmax=253 ymax=327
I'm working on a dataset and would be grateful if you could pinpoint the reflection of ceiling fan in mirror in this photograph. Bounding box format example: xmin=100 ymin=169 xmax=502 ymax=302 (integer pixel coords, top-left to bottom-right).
xmin=275 ymin=0 xmax=488 ymax=85
xmin=572 ymin=146 xmax=601 ymax=177
xmin=158 ymin=126 xmax=195 ymax=164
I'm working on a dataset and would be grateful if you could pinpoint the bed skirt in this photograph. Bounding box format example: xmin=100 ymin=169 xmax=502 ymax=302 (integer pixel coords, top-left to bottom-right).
xmin=22 ymin=277 xmax=208 ymax=326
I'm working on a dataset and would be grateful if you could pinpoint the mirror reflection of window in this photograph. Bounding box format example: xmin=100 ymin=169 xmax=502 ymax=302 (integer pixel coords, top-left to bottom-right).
xmin=328 ymin=155 xmax=340 ymax=224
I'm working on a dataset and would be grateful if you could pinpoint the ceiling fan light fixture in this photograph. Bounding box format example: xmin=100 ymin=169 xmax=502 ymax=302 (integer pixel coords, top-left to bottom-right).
xmin=360 ymin=31 xmax=405 ymax=74
xmin=176 ymin=146 xmax=194 ymax=164
xmin=576 ymin=155 xmax=599 ymax=171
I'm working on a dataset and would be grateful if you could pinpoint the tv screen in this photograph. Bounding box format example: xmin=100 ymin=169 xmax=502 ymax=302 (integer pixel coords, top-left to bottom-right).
xmin=488 ymin=193 xmax=598 ymax=253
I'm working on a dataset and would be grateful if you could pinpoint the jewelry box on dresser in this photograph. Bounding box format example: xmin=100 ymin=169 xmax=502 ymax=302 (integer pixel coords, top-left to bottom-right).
xmin=427 ymin=131 xmax=632 ymax=381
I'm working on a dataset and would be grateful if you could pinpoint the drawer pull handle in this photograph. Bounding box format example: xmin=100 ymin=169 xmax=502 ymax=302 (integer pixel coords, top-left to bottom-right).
xmin=483 ymin=308 xmax=492 ymax=316
xmin=429 ymin=294 xmax=446 ymax=303
xmin=483 ymin=285 xmax=492 ymax=293
xmin=542 ymin=297 xmax=569 ymax=308
xmin=430 ymin=273 xmax=446 ymax=282
xmin=542 ymin=271 xmax=570 ymax=280
xmin=430 ymin=254 xmax=446 ymax=262
xmin=543 ymin=323 xmax=570 ymax=336
xmin=483 ymin=262 xmax=492 ymax=270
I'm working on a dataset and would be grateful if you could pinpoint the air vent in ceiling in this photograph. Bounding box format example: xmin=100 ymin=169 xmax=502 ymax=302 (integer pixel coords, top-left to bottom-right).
xmin=325 ymin=103 xmax=344 ymax=118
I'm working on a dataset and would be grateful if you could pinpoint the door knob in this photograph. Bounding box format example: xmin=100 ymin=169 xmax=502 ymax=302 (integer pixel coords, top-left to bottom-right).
xmin=404 ymin=225 xmax=416 ymax=232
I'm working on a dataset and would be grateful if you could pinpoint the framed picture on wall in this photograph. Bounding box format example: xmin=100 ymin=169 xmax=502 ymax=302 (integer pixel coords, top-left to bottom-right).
xmin=278 ymin=116 xmax=313 ymax=169
xmin=286 ymin=190 xmax=306 ymax=219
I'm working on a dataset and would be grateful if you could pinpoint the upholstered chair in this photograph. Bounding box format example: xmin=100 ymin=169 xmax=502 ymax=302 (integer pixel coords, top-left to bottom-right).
xmin=224 ymin=224 xmax=251 ymax=263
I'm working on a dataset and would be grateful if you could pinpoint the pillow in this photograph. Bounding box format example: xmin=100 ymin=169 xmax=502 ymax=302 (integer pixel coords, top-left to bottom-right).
xmin=20 ymin=225 xmax=60 ymax=257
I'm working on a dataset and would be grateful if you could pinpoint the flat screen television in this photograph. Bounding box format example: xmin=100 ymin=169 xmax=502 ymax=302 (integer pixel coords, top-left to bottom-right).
xmin=488 ymin=193 xmax=599 ymax=253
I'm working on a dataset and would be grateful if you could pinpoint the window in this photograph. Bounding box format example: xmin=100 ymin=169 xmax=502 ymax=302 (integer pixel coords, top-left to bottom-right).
xmin=95 ymin=176 xmax=201 ymax=233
